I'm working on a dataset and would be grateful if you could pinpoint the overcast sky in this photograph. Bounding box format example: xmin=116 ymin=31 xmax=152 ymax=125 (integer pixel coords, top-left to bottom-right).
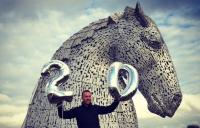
xmin=0 ymin=0 xmax=200 ymax=128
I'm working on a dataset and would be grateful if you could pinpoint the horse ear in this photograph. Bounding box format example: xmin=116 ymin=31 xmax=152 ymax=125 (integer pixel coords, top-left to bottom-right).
xmin=107 ymin=16 xmax=116 ymax=25
xmin=134 ymin=2 xmax=149 ymax=27
xmin=135 ymin=2 xmax=143 ymax=15
xmin=123 ymin=6 xmax=135 ymax=20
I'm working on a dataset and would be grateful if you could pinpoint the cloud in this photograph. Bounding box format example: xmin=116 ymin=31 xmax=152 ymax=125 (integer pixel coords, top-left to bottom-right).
xmin=134 ymin=93 xmax=200 ymax=127
xmin=0 ymin=94 xmax=11 ymax=103
xmin=133 ymin=92 xmax=157 ymax=119
xmin=0 ymin=0 xmax=199 ymax=127
xmin=134 ymin=93 xmax=200 ymax=119
xmin=0 ymin=0 xmax=90 ymax=23
xmin=0 ymin=7 xmax=112 ymax=127
xmin=139 ymin=0 xmax=200 ymax=20
xmin=179 ymin=94 xmax=200 ymax=113
xmin=0 ymin=102 xmax=28 ymax=128
xmin=0 ymin=104 xmax=27 ymax=116
xmin=0 ymin=7 xmax=111 ymax=98
xmin=0 ymin=112 xmax=26 ymax=128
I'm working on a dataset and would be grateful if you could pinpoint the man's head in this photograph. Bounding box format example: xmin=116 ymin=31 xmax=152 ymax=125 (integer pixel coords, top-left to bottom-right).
xmin=82 ymin=90 xmax=92 ymax=105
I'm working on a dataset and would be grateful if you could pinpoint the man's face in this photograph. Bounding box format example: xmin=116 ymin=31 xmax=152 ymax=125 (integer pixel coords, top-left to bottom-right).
xmin=82 ymin=91 xmax=92 ymax=105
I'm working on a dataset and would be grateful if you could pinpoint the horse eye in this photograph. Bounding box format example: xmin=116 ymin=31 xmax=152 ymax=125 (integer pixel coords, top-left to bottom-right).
xmin=140 ymin=33 xmax=163 ymax=50
xmin=148 ymin=41 xmax=162 ymax=49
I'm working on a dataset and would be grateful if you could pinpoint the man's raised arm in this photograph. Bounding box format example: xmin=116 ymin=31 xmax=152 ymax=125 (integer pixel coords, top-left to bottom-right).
xmin=57 ymin=102 xmax=77 ymax=119
xmin=96 ymin=100 xmax=119 ymax=114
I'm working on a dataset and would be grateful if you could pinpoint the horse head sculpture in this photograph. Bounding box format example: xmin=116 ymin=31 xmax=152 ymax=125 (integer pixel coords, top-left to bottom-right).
xmin=22 ymin=3 xmax=182 ymax=128
xmin=109 ymin=3 xmax=182 ymax=118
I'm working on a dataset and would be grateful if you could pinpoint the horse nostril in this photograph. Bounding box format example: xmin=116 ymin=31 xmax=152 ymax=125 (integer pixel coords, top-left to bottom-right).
xmin=172 ymin=93 xmax=182 ymax=103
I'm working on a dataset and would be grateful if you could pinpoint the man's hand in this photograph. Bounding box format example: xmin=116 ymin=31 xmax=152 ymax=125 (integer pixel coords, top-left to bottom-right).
xmin=64 ymin=95 xmax=73 ymax=102
xmin=107 ymin=62 xmax=139 ymax=101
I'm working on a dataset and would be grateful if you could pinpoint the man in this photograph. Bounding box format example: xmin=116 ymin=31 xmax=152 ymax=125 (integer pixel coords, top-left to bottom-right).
xmin=57 ymin=90 xmax=119 ymax=128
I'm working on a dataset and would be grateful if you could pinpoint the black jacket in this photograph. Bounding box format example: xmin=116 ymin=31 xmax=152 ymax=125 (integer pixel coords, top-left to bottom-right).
xmin=57 ymin=101 xmax=119 ymax=128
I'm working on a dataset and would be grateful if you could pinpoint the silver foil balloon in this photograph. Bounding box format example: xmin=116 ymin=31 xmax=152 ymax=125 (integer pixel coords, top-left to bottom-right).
xmin=41 ymin=60 xmax=74 ymax=104
xmin=107 ymin=62 xmax=139 ymax=101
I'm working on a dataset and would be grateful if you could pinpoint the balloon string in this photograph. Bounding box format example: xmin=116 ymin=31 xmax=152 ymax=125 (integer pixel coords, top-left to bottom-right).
xmin=62 ymin=103 xmax=63 ymax=128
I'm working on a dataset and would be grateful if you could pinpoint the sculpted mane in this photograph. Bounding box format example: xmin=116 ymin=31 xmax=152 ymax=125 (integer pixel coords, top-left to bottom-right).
xmin=52 ymin=13 xmax=123 ymax=60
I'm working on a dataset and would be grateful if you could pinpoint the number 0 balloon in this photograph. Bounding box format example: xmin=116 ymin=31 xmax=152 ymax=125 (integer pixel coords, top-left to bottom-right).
xmin=107 ymin=62 xmax=139 ymax=101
